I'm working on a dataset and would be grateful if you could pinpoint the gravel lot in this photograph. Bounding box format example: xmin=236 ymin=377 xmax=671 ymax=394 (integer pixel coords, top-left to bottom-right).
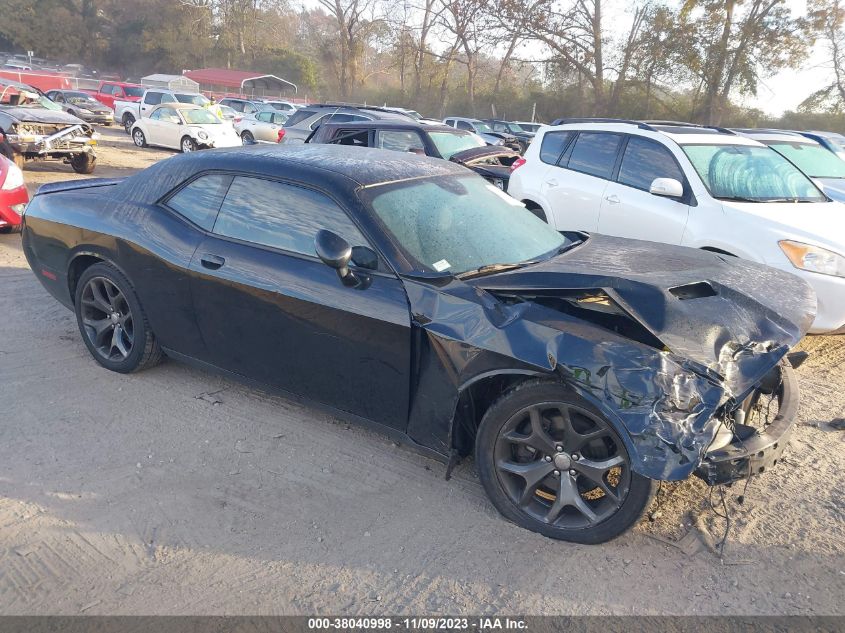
xmin=1 ymin=128 xmax=843 ymax=615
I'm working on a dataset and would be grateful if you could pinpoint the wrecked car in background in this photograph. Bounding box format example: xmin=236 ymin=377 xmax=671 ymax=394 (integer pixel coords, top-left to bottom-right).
xmin=21 ymin=145 xmax=816 ymax=544
xmin=309 ymin=121 xmax=520 ymax=190
xmin=0 ymin=78 xmax=98 ymax=174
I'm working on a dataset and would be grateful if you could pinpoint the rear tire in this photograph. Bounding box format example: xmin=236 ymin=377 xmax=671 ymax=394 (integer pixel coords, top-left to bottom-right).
xmin=241 ymin=131 xmax=254 ymax=145
xmin=73 ymin=262 xmax=162 ymax=374
xmin=475 ymin=380 xmax=656 ymax=544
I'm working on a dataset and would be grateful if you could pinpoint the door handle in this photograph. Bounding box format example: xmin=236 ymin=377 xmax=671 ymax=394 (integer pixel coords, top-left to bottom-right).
xmin=545 ymin=178 xmax=559 ymax=187
xmin=605 ymin=194 xmax=620 ymax=204
xmin=200 ymin=254 xmax=225 ymax=270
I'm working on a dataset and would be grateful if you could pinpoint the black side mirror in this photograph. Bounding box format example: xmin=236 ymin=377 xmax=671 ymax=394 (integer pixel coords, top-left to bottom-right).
xmin=315 ymin=230 xmax=371 ymax=289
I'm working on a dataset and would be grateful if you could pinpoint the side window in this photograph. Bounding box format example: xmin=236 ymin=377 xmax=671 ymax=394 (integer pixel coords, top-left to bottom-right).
xmin=159 ymin=107 xmax=179 ymax=123
xmin=159 ymin=93 xmax=177 ymax=104
xmin=331 ymin=129 xmax=369 ymax=146
xmin=566 ymin=132 xmax=623 ymax=179
xmin=164 ymin=174 xmax=233 ymax=231
xmin=444 ymin=119 xmax=455 ymax=127
xmin=244 ymin=103 xmax=257 ymax=114
xmin=272 ymin=113 xmax=287 ymax=125
xmin=256 ymin=112 xmax=271 ymax=123
xmin=618 ymin=137 xmax=685 ymax=192
xmin=149 ymin=109 xmax=163 ymax=120
xmin=213 ymin=177 xmax=369 ymax=258
xmin=456 ymin=120 xmax=472 ymax=131
xmin=539 ymin=131 xmax=574 ymax=165
xmin=376 ymin=130 xmax=425 ymax=153
xmin=144 ymin=91 xmax=162 ymax=105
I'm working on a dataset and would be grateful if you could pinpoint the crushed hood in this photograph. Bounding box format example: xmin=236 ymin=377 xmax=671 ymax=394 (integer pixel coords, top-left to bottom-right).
xmin=474 ymin=234 xmax=816 ymax=397
xmin=1 ymin=106 xmax=87 ymax=126
xmin=450 ymin=145 xmax=520 ymax=164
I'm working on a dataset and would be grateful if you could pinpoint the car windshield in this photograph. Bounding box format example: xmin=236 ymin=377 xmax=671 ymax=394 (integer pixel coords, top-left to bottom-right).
xmin=362 ymin=174 xmax=569 ymax=275
xmin=124 ymin=86 xmax=144 ymax=97
xmin=429 ymin=131 xmax=486 ymax=159
xmin=520 ymin=123 xmax=540 ymax=133
xmin=766 ymin=141 xmax=845 ymax=179
xmin=175 ymin=93 xmax=209 ymax=106
xmin=682 ymin=143 xmax=826 ymax=202
xmin=472 ymin=121 xmax=493 ymax=133
xmin=506 ymin=122 xmax=525 ymax=132
xmin=182 ymin=108 xmax=220 ymax=124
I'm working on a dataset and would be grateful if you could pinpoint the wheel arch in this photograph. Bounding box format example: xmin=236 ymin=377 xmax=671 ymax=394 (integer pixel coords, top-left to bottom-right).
xmin=67 ymin=250 xmax=129 ymax=303
xmin=449 ymin=368 xmax=650 ymax=481
xmin=520 ymin=199 xmax=548 ymax=223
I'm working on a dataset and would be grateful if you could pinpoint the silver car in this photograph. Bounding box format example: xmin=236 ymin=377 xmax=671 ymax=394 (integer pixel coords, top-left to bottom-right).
xmin=235 ymin=110 xmax=289 ymax=144
xmin=45 ymin=90 xmax=114 ymax=126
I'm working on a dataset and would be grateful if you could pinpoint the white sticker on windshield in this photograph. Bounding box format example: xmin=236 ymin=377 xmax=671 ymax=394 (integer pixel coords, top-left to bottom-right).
xmin=485 ymin=183 xmax=524 ymax=206
xmin=432 ymin=259 xmax=451 ymax=272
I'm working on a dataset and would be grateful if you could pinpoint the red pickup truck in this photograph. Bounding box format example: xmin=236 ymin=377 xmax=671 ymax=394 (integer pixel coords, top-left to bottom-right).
xmin=84 ymin=81 xmax=145 ymax=109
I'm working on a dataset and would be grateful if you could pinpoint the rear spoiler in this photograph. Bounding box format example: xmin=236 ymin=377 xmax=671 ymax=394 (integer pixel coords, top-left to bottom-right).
xmin=35 ymin=177 xmax=124 ymax=196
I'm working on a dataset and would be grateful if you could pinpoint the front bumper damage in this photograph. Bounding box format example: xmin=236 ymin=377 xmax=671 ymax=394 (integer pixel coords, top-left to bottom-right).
xmin=695 ymin=362 xmax=799 ymax=485
xmin=9 ymin=124 xmax=97 ymax=158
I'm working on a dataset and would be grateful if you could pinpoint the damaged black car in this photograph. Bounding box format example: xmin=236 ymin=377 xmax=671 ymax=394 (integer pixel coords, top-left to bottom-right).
xmin=21 ymin=145 xmax=816 ymax=543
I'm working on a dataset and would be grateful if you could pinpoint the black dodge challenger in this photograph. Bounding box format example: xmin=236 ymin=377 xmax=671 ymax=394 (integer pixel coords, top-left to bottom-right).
xmin=22 ymin=144 xmax=816 ymax=543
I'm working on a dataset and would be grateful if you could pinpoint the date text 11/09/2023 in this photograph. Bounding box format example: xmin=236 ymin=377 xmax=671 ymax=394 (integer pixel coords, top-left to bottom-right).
xmin=307 ymin=617 xmax=528 ymax=630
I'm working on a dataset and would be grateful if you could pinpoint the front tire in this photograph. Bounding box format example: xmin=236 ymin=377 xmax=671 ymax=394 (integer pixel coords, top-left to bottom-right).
xmin=123 ymin=114 xmax=135 ymax=134
xmin=475 ymin=380 xmax=655 ymax=543
xmin=73 ymin=263 xmax=162 ymax=374
xmin=133 ymin=128 xmax=147 ymax=148
xmin=181 ymin=136 xmax=197 ymax=153
xmin=70 ymin=153 xmax=96 ymax=174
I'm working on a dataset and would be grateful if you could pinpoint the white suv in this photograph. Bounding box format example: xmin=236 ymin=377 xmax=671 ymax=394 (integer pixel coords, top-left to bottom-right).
xmin=508 ymin=120 xmax=845 ymax=334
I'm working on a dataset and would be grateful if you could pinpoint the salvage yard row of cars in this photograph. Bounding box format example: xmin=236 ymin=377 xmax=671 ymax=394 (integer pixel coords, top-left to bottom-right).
xmin=4 ymin=73 xmax=845 ymax=544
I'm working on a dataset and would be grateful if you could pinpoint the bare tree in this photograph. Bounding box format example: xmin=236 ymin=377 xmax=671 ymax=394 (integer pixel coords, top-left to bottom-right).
xmin=317 ymin=0 xmax=384 ymax=99
xmin=681 ymin=0 xmax=809 ymax=124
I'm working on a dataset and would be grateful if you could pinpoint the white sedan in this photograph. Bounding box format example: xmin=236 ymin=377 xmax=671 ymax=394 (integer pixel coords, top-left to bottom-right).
xmin=131 ymin=103 xmax=241 ymax=153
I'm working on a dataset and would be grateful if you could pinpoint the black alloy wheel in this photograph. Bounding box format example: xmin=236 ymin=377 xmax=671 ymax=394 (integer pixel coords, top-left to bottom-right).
xmin=73 ymin=263 xmax=162 ymax=373
xmin=79 ymin=275 xmax=135 ymax=362
xmin=476 ymin=381 xmax=655 ymax=543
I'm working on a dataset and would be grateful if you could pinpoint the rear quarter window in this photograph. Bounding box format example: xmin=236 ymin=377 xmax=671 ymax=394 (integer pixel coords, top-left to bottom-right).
xmin=539 ymin=131 xmax=574 ymax=164
xmin=285 ymin=109 xmax=316 ymax=127
xmin=164 ymin=174 xmax=233 ymax=230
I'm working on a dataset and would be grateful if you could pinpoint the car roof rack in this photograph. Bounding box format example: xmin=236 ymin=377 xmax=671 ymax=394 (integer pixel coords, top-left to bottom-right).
xmin=731 ymin=127 xmax=806 ymax=136
xmin=643 ymin=120 xmax=737 ymax=135
xmin=310 ymin=101 xmax=398 ymax=113
xmin=550 ymin=117 xmax=657 ymax=131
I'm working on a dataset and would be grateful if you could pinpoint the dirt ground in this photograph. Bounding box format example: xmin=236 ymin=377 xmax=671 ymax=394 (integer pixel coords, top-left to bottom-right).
xmin=0 ymin=128 xmax=843 ymax=615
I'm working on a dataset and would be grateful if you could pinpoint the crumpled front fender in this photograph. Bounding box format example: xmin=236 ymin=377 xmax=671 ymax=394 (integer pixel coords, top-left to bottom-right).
xmin=403 ymin=278 xmax=736 ymax=481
